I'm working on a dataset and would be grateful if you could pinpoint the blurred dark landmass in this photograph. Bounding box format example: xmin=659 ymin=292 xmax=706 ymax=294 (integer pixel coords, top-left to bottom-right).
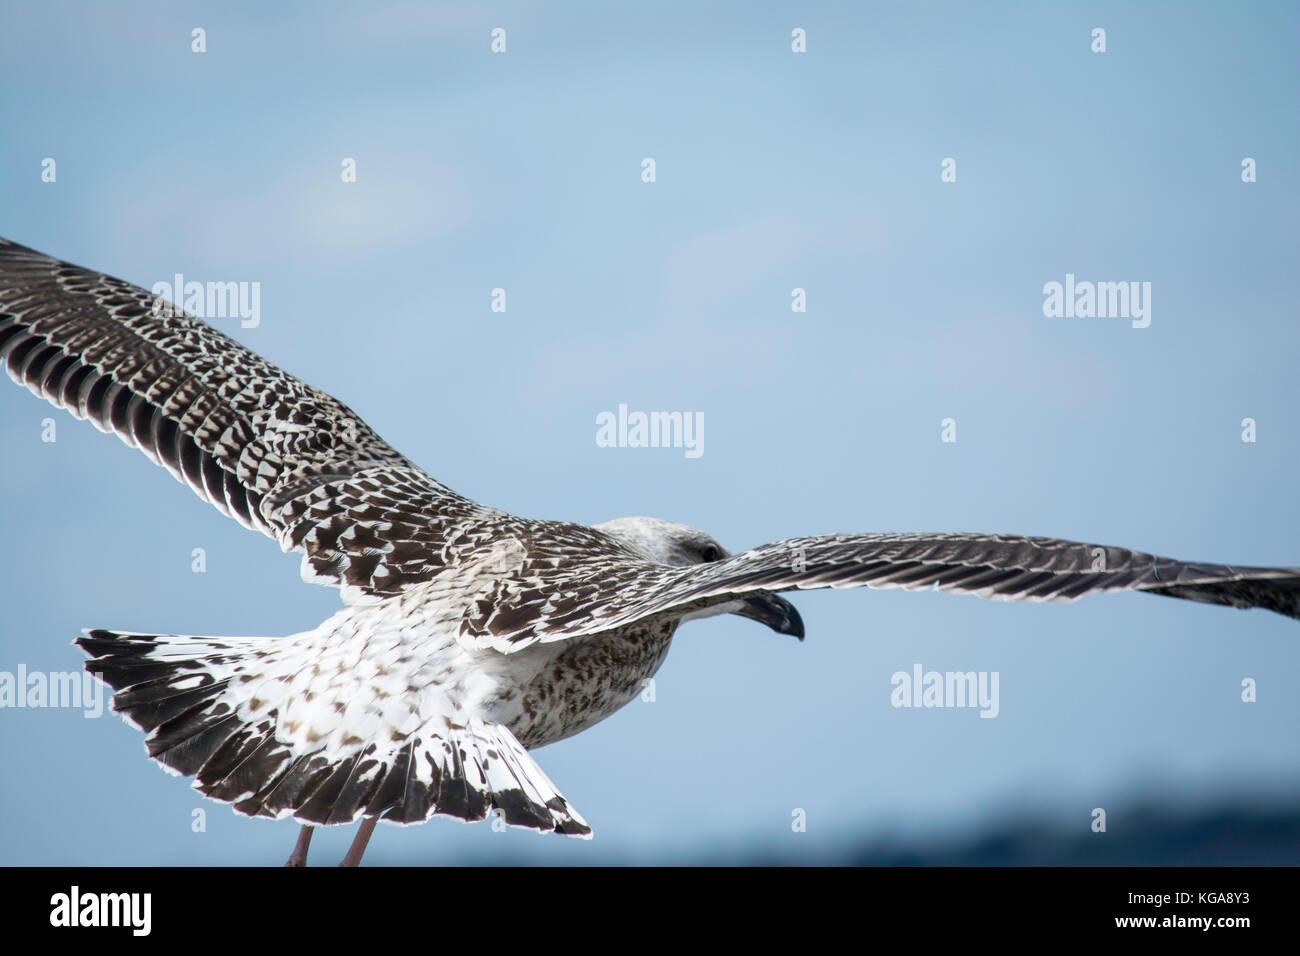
xmin=373 ymin=795 xmax=1300 ymax=866
xmin=753 ymin=801 xmax=1300 ymax=866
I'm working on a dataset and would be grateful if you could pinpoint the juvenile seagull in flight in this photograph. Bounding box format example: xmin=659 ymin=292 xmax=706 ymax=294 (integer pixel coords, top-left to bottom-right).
xmin=2 ymin=237 xmax=1297 ymax=866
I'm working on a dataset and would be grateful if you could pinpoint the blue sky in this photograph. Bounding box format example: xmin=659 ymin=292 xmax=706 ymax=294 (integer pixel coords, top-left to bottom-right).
xmin=1 ymin=1 xmax=1297 ymax=864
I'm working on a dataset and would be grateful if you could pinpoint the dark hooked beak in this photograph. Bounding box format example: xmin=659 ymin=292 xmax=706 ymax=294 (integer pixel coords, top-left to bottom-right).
xmin=735 ymin=593 xmax=805 ymax=640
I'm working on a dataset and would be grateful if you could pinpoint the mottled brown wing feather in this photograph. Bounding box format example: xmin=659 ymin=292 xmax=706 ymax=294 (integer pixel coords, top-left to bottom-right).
xmin=461 ymin=532 xmax=1300 ymax=652
xmin=0 ymin=237 xmax=509 ymax=598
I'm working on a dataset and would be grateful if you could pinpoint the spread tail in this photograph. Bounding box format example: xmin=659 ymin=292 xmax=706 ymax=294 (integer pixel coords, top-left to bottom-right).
xmin=76 ymin=629 xmax=592 ymax=837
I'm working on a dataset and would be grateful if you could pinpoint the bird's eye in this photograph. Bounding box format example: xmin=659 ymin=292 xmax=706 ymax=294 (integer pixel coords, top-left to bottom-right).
xmin=699 ymin=545 xmax=721 ymax=562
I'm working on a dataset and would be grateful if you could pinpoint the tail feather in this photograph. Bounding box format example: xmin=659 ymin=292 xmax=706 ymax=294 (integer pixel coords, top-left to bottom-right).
xmin=76 ymin=629 xmax=592 ymax=838
xmin=252 ymin=752 xmax=336 ymax=819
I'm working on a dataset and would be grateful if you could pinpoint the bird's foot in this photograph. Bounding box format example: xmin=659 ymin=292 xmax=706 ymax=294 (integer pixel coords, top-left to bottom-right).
xmin=284 ymin=824 xmax=314 ymax=867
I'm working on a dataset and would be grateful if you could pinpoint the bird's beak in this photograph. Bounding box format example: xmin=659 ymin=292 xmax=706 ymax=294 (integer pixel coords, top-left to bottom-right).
xmin=735 ymin=593 xmax=805 ymax=640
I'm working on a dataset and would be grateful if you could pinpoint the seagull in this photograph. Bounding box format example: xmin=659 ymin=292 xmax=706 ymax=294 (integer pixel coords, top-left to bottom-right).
xmin=2 ymin=236 xmax=1297 ymax=866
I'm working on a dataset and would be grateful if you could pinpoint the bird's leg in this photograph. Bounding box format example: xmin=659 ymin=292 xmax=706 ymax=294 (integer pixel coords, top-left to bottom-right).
xmin=284 ymin=825 xmax=314 ymax=867
xmin=339 ymin=816 xmax=378 ymax=867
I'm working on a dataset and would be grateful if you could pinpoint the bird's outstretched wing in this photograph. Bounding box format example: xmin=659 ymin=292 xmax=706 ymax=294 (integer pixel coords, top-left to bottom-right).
xmin=0 ymin=237 xmax=514 ymax=600
xmin=462 ymin=532 xmax=1300 ymax=652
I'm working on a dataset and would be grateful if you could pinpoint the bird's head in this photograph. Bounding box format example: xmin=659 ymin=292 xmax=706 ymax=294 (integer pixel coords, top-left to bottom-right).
xmin=593 ymin=516 xmax=804 ymax=640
